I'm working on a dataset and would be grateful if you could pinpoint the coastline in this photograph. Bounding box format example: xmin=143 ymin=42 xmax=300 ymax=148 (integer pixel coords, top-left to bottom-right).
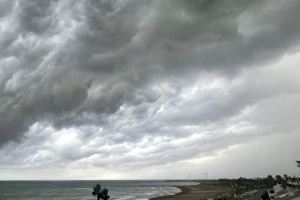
xmin=150 ymin=183 xmax=232 ymax=200
xmin=150 ymin=182 xmax=300 ymax=200
xmin=150 ymin=186 xmax=191 ymax=200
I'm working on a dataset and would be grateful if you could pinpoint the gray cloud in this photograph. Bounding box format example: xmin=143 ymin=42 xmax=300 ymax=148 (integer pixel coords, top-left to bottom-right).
xmin=0 ymin=0 xmax=300 ymax=176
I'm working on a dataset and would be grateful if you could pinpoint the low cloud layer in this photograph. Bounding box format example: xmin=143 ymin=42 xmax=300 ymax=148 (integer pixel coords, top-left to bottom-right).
xmin=0 ymin=0 xmax=300 ymax=178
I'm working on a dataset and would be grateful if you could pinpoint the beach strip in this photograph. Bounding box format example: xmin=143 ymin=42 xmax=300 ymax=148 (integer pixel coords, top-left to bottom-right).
xmin=151 ymin=184 xmax=233 ymax=200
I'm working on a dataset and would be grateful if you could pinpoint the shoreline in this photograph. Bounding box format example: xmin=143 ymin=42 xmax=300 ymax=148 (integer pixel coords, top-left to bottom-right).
xmin=150 ymin=183 xmax=300 ymax=200
xmin=150 ymin=185 xmax=191 ymax=200
xmin=150 ymin=183 xmax=233 ymax=200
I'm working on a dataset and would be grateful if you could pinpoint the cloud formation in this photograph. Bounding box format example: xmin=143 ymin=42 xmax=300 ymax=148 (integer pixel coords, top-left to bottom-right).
xmin=0 ymin=0 xmax=300 ymax=178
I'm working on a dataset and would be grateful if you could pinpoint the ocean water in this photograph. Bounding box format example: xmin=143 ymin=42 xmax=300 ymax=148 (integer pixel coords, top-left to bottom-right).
xmin=0 ymin=180 xmax=197 ymax=200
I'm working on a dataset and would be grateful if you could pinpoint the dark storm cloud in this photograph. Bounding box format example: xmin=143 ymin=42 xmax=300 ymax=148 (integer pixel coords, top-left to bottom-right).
xmin=17 ymin=0 xmax=57 ymax=35
xmin=1 ymin=0 xmax=300 ymax=172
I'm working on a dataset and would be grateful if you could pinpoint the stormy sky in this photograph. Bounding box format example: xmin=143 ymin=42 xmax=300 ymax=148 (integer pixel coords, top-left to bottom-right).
xmin=0 ymin=0 xmax=300 ymax=180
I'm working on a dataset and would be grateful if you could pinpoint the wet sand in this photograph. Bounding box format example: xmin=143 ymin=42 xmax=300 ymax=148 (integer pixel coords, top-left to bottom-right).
xmin=151 ymin=184 xmax=233 ymax=200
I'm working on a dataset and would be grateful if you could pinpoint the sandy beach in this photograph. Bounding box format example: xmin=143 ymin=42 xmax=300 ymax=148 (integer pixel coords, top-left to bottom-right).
xmin=150 ymin=184 xmax=233 ymax=200
xmin=151 ymin=183 xmax=300 ymax=200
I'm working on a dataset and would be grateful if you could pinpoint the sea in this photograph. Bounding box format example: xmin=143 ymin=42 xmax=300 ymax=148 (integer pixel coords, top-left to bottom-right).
xmin=0 ymin=180 xmax=197 ymax=200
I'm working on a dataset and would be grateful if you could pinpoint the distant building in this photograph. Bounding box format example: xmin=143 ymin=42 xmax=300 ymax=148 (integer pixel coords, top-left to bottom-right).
xmin=273 ymin=184 xmax=283 ymax=194
xmin=268 ymin=184 xmax=289 ymax=199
